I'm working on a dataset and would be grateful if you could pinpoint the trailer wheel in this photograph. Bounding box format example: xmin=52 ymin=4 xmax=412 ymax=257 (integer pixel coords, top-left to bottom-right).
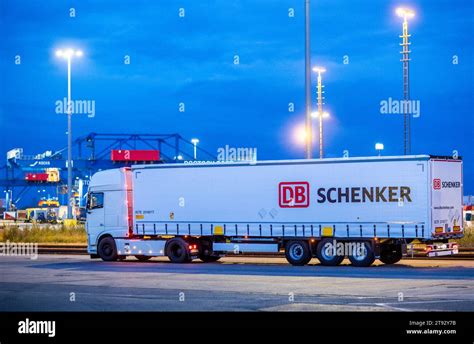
xmin=316 ymin=239 xmax=345 ymax=266
xmin=379 ymin=245 xmax=402 ymax=265
xmin=166 ymin=238 xmax=191 ymax=263
xmin=348 ymin=242 xmax=375 ymax=267
xmin=98 ymin=237 xmax=118 ymax=262
xmin=135 ymin=255 xmax=152 ymax=262
xmin=285 ymin=240 xmax=312 ymax=266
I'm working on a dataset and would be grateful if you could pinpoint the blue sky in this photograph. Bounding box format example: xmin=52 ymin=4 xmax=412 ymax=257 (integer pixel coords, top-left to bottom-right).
xmin=1 ymin=0 xmax=473 ymax=193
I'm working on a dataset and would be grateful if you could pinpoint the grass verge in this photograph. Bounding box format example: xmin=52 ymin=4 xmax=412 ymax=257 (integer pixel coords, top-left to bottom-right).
xmin=0 ymin=224 xmax=87 ymax=244
xmin=457 ymin=225 xmax=474 ymax=248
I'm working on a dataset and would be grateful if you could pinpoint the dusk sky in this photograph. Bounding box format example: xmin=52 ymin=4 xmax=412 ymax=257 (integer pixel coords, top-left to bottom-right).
xmin=1 ymin=0 xmax=473 ymax=193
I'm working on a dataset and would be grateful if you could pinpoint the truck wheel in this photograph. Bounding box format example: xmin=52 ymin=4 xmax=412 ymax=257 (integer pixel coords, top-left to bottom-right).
xmin=135 ymin=255 xmax=152 ymax=262
xmin=199 ymin=255 xmax=221 ymax=263
xmin=285 ymin=240 xmax=312 ymax=266
xmin=98 ymin=237 xmax=118 ymax=262
xmin=379 ymin=245 xmax=402 ymax=264
xmin=348 ymin=242 xmax=375 ymax=267
xmin=316 ymin=239 xmax=344 ymax=266
xmin=166 ymin=238 xmax=191 ymax=263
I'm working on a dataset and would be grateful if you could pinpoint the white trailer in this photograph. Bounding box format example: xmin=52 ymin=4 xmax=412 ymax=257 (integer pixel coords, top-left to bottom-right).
xmin=85 ymin=155 xmax=463 ymax=266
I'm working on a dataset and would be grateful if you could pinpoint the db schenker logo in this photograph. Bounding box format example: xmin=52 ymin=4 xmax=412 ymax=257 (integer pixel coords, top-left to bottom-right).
xmin=433 ymin=179 xmax=441 ymax=190
xmin=279 ymin=182 xmax=310 ymax=208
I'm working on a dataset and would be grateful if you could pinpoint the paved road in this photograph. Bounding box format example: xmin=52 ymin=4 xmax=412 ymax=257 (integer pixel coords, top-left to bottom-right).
xmin=0 ymin=255 xmax=473 ymax=311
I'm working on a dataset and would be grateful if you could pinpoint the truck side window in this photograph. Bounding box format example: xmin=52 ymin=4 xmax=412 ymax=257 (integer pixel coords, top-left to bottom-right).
xmin=88 ymin=192 xmax=104 ymax=210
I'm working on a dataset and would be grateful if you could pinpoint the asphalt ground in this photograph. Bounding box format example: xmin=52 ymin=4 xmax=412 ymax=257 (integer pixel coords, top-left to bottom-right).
xmin=0 ymin=254 xmax=473 ymax=311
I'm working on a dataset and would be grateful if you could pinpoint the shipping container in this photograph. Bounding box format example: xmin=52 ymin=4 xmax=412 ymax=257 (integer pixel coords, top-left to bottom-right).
xmin=110 ymin=149 xmax=159 ymax=162
xmin=25 ymin=173 xmax=49 ymax=182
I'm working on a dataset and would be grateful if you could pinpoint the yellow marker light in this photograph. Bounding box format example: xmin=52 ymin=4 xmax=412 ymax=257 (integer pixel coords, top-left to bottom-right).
xmin=214 ymin=225 xmax=224 ymax=235
xmin=322 ymin=227 xmax=333 ymax=237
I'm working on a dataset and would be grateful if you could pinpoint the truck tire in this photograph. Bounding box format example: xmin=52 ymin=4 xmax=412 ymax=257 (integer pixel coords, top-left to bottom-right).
xmin=316 ymin=239 xmax=345 ymax=266
xmin=135 ymin=255 xmax=152 ymax=262
xmin=166 ymin=238 xmax=192 ymax=263
xmin=98 ymin=237 xmax=118 ymax=262
xmin=379 ymin=244 xmax=402 ymax=264
xmin=348 ymin=241 xmax=375 ymax=267
xmin=285 ymin=240 xmax=312 ymax=266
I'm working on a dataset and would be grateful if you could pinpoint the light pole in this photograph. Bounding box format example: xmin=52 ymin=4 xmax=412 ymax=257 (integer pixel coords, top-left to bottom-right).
xmin=304 ymin=0 xmax=312 ymax=159
xmin=312 ymin=67 xmax=326 ymax=159
xmin=396 ymin=7 xmax=415 ymax=155
xmin=375 ymin=143 xmax=384 ymax=156
xmin=56 ymin=48 xmax=83 ymax=220
xmin=312 ymin=110 xmax=329 ymax=158
xmin=191 ymin=138 xmax=199 ymax=160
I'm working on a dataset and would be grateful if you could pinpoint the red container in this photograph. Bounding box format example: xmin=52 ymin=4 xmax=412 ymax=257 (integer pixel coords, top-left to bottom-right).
xmin=25 ymin=173 xmax=49 ymax=181
xmin=111 ymin=150 xmax=160 ymax=162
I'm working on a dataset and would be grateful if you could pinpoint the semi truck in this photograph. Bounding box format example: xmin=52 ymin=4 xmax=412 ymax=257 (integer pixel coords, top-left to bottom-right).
xmin=85 ymin=155 xmax=463 ymax=267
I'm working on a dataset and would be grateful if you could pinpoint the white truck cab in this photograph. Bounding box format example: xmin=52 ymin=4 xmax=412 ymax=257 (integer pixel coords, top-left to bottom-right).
xmin=86 ymin=168 xmax=131 ymax=256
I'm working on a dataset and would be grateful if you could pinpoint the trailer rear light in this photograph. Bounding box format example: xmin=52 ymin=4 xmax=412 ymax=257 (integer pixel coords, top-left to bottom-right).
xmin=425 ymin=246 xmax=433 ymax=253
xmin=188 ymin=244 xmax=197 ymax=250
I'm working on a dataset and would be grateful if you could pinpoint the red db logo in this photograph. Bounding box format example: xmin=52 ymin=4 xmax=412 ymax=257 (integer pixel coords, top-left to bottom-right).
xmin=279 ymin=182 xmax=310 ymax=208
xmin=433 ymin=179 xmax=441 ymax=190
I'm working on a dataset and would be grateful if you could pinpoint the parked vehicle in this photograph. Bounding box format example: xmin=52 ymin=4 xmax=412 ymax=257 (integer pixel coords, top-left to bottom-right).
xmin=86 ymin=155 xmax=463 ymax=266
xmin=25 ymin=208 xmax=49 ymax=223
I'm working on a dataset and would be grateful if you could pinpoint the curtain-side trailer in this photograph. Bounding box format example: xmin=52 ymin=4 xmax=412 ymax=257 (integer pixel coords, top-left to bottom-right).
xmin=85 ymin=155 xmax=463 ymax=267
